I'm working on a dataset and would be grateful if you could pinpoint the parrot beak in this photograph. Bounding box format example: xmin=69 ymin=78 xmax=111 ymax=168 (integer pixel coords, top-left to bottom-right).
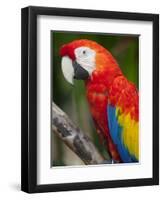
xmin=61 ymin=56 xmax=74 ymax=85
xmin=61 ymin=56 xmax=90 ymax=85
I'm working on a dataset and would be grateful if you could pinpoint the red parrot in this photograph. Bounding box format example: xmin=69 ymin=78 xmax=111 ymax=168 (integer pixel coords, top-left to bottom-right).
xmin=60 ymin=39 xmax=139 ymax=163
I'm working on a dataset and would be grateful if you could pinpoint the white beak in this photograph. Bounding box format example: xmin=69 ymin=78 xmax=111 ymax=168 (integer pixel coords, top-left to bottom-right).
xmin=61 ymin=56 xmax=74 ymax=85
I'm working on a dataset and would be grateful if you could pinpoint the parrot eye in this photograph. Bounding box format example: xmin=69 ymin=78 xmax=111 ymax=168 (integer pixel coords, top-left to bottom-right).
xmin=75 ymin=47 xmax=95 ymax=59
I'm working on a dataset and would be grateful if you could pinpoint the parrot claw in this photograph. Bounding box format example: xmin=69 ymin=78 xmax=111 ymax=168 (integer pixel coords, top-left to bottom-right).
xmin=100 ymin=159 xmax=120 ymax=164
xmin=101 ymin=159 xmax=113 ymax=164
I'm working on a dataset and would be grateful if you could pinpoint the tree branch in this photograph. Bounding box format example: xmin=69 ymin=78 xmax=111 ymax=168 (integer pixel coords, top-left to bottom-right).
xmin=52 ymin=102 xmax=105 ymax=165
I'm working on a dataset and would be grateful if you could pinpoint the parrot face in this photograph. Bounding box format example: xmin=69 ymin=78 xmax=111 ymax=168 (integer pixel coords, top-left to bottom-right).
xmin=61 ymin=45 xmax=96 ymax=84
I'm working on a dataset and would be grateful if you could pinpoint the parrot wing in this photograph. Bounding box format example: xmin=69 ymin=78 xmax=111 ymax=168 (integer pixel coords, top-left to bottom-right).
xmin=107 ymin=77 xmax=139 ymax=163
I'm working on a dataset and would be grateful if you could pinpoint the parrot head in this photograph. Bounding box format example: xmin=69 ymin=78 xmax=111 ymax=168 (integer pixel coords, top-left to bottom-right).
xmin=60 ymin=39 xmax=119 ymax=84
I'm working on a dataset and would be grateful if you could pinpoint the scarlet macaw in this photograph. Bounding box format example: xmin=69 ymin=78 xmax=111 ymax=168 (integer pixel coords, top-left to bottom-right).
xmin=60 ymin=39 xmax=139 ymax=163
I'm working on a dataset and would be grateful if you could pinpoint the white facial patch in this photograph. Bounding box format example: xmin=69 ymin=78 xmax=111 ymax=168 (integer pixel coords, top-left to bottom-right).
xmin=74 ymin=47 xmax=96 ymax=75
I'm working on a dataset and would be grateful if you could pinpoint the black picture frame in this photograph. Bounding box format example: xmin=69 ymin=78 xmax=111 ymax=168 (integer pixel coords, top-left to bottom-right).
xmin=21 ymin=6 xmax=159 ymax=193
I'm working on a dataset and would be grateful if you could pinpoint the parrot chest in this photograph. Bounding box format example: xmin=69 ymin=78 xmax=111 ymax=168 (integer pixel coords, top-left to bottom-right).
xmin=86 ymin=83 xmax=109 ymax=136
xmin=86 ymin=82 xmax=122 ymax=162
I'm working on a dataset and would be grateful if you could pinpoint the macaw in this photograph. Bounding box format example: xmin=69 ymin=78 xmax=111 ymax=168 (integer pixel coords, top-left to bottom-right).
xmin=60 ymin=39 xmax=139 ymax=163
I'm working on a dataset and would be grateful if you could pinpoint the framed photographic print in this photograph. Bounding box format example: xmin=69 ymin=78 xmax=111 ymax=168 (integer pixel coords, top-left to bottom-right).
xmin=21 ymin=6 xmax=159 ymax=193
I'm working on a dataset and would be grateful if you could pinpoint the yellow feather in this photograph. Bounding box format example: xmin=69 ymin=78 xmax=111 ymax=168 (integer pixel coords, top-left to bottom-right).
xmin=116 ymin=107 xmax=139 ymax=160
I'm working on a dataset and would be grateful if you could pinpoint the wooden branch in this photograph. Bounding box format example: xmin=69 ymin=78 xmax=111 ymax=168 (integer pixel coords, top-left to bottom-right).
xmin=52 ymin=102 xmax=105 ymax=165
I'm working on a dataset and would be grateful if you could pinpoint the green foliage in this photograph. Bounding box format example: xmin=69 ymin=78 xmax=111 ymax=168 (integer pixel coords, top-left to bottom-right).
xmin=52 ymin=31 xmax=139 ymax=166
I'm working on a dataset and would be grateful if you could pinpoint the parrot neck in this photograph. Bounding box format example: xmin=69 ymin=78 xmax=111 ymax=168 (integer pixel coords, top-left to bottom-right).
xmin=86 ymin=66 xmax=123 ymax=88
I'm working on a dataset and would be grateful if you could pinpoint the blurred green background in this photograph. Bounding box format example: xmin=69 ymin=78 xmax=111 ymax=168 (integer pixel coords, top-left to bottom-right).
xmin=51 ymin=31 xmax=139 ymax=166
